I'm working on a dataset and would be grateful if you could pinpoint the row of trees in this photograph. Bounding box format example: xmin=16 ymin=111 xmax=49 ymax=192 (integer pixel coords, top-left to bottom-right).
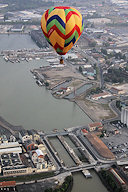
xmin=101 ymin=48 xmax=126 ymax=61
xmin=116 ymin=100 xmax=122 ymax=111
xmin=45 ymin=176 xmax=73 ymax=192
xmin=90 ymin=87 xmax=103 ymax=95
xmin=100 ymin=170 xmax=124 ymax=192
xmin=104 ymin=68 xmax=128 ymax=83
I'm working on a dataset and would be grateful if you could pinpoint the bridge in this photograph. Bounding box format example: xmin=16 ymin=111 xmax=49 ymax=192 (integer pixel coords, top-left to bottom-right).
xmin=44 ymin=125 xmax=87 ymax=137
xmin=64 ymin=162 xmax=113 ymax=173
xmin=45 ymin=131 xmax=68 ymax=137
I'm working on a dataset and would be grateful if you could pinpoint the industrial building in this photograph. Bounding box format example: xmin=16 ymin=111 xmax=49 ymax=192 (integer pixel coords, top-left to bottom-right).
xmin=121 ymin=107 xmax=128 ymax=128
xmin=85 ymin=133 xmax=115 ymax=160
xmin=110 ymin=87 xmax=125 ymax=95
xmin=10 ymin=25 xmax=24 ymax=32
xmin=91 ymin=92 xmax=112 ymax=100
xmin=0 ymin=142 xmax=22 ymax=154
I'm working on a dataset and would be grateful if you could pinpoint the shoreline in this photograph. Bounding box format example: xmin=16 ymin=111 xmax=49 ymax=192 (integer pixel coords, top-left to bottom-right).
xmin=74 ymin=100 xmax=97 ymax=122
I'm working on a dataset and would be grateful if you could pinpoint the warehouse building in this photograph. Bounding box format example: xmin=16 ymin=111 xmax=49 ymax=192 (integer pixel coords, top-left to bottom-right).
xmin=0 ymin=142 xmax=22 ymax=154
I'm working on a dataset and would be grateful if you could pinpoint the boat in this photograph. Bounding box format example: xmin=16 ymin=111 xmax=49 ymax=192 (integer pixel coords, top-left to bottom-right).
xmin=36 ymin=80 xmax=43 ymax=86
xmin=29 ymin=58 xmax=33 ymax=61
xmin=82 ymin=169 xmax=92 ymax=178
xmin=26 ymin=58 xmax=29 ymax=62
xmin=3 ymin=56 xmax=8 ymax=61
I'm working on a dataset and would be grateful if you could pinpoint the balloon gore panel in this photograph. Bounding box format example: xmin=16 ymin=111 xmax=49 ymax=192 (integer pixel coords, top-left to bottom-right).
xmin=41 ymin=6 xmax=84 ymax=55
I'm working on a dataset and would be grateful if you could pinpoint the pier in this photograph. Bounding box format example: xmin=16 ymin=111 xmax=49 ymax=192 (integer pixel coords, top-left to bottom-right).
xmin=57 ymin=135 xmax=82 ymax=166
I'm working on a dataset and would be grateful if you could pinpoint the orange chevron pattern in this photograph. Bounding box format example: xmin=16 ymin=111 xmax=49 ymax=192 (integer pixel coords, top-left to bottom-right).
xmin=41 ymin=6 xmax=84 ymax=55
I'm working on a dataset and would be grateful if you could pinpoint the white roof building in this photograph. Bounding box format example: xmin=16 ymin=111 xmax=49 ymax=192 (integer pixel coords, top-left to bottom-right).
xmin=0 ymin=142 xmax=20 ymax=149
xmin=84 ymin=65 xmax=92 ymax=68
xmin=0 ymin=147 xmax=22 ymax=154
xmin=36 ymin=149 xmax=44 ymax=157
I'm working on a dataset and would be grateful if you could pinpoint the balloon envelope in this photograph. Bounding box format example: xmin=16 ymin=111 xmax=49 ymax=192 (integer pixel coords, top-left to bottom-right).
xmin=41 ymin=6 xmax=84 ymax=55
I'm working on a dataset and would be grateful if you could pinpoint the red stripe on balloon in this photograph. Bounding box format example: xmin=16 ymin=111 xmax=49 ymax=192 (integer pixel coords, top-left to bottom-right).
xmin=54 ymin=43 xmax=64 ymax=51
xmin=65 ymin=25 xmax=80 ymax=39
xmin=41 ymin=24 xmax=82 ymax=44
xmin=41 ymin=27 xmax=48 ymax=38
xmin=45 ymin=9 xmax=49 ymax=21
xmin=66 ymin=11 xmax=80 ymax=22
xmin=48 ymin=25 xmax=65 ymax=39
xmin=55 ymin=6 xmax=71 ymax=9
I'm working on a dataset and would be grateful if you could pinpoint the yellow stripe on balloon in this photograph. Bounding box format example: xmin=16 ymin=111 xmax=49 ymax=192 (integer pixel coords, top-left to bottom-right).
xmin=41 ymin=13 xmax=47 ymax=33
xmin=66 ymin=14 xmax=82 ymax=31
xmin=71 ymin=7 xmax=82 ymax=19
xmin=48 ymin=9 xmax=65 ymax=23
xmin=65 ymin=16 xmax=75 ymax=35
xmin=63 ymin=42 xmax=74 ymax=53
xmin=49 ymin=30 xmax=65 ymax=47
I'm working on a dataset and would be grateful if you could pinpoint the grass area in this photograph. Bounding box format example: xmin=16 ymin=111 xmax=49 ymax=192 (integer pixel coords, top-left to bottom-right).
xmin=69 ymin=80 xmax=83 ymax=87
xmin=0 ymin=171 xmax=55 ymax=182
xmin=100 ymin=103 xmax=116 ymax=119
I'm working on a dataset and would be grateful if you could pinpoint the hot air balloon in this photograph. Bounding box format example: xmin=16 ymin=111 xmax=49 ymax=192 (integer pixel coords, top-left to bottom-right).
xmin=41 ymin=6 xmax=84 ymax=63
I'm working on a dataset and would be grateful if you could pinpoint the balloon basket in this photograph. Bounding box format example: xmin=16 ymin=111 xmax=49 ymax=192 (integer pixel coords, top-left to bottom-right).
xmin=60 ymin=58 xmax=64 ymax=64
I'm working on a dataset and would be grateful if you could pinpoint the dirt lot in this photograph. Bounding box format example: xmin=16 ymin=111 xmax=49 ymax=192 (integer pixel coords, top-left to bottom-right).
xmin=107 ymin=83 xmax=128 ymax=94
xmin=76 ymin=99 xmax=116 ymax=121
xmin=116 ymin=84 xmax=128 ymax=93
xmin=40 ymin=65 xmax=86 ymax=80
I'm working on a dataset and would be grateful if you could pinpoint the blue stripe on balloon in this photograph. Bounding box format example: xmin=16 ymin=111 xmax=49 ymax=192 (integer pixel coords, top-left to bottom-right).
xmin=47 ymin=15 xmax=65 ymax=29
xmin=64 ymin=36 xmax=76 ymax=47
xmin=82 ymin=18 xmax=84 ymax=26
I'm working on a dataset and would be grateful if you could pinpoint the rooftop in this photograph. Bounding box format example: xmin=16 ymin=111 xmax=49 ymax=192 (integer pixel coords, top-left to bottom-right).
xmin=88 ymin=122 xmax=103 ymax=128
xmin=0 ymin=142 xmax=20 ymax=149
xmin=86 ymin=133 xmax=115 ymax=160
xmin=0 ymin=181 xmax=16 ymax=187
xmin=92 ymin=92 xmax=111 ymax=99
xmin=36 ymin=149 xmax=44 ymax=157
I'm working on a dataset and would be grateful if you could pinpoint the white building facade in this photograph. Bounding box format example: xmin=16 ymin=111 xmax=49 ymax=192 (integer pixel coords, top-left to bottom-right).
xmin=121 ymin=107 xmax=128 ymax=128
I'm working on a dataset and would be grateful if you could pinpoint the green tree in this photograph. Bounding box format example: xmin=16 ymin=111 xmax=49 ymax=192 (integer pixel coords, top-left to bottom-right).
xmin=4 ymin=14 xmax=8 ymax=21
xmin=86 ymin=58 xmax=88 ymax=63
xmin=45 ymin=82 xmax=49 ymax=87
xmin=103 ymin=42 xmax=110 ymax=47
xmin=89 ymin=41 xmax=97 ymax=47
xmin=79 ymin=66 xmax=83 ymax=73
xmin=101 ymin=48 xmax=107 ymax=55
xmin=108 ymin=37 xmax=112 ymax=41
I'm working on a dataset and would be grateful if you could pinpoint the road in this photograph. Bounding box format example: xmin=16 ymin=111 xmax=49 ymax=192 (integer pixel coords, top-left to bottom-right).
xmin=74 ymin=46 xmax=104 ymax=89
xmin=103 ymin=100 xmax=121 ymax=123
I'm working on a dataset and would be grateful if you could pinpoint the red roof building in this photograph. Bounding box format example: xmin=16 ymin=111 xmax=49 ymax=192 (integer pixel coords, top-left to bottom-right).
xmin=81 ymin=129 xmax=88 ymax=135
xmin=0 ymin=181 xmax=16 ymax=187
xmin=88 ymin=122 xmax=103 ymax=132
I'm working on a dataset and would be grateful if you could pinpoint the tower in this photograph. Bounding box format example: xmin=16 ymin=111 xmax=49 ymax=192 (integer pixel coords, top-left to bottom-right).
xmin=121 ymin=107 xmax=128 ymax=128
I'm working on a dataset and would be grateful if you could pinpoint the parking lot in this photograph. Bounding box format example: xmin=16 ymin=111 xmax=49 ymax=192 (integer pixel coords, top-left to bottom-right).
xmin=102 ymin=121 xmax=128 ymax=159
xmin=0 ymin=153 xmax=22 ymax=167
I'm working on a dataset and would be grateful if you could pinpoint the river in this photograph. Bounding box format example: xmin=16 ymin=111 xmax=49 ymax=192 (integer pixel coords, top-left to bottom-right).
xmin=0 ymin=34 xmax=108 ymax=192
